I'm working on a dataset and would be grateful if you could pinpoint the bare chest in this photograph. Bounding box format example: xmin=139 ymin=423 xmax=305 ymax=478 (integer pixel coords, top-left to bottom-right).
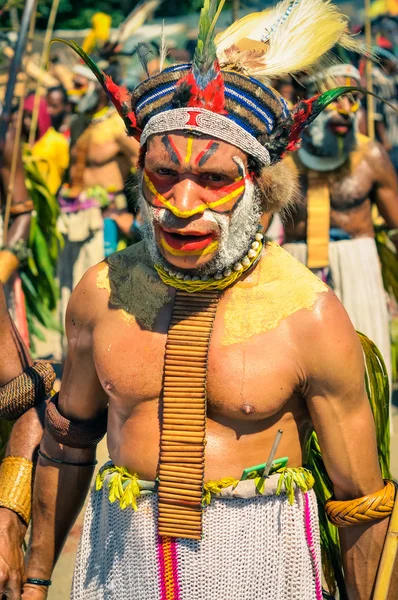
xmin=92 ymin=305 xmax=301 ymax=423
xmin=295 ymin=159 xmax=374 ymax=220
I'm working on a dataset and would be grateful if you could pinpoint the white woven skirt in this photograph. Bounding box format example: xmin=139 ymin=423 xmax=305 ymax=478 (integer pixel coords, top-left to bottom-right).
xmin=71 ymin=476 xmax=322 ymax=600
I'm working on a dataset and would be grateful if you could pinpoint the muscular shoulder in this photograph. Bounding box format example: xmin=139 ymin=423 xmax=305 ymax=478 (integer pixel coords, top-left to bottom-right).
xmin=66 ymin=261 xmax=109 ymax=330
xmin=296 ymin=287 xmax=365 ymax=388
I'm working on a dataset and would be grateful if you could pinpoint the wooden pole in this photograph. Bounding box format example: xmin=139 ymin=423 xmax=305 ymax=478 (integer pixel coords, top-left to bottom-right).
xmin=3 ymin=4 xmax=38 ymax=246
xmin=28 ymin=0 xmax=61 ymax=147
xmin=373 ymin=486 xmax=398 ymax=600
xmin=232 ymin=0 xmax=240 ymax=22
xmin=364 ymin=0 xmax=375 ymax=139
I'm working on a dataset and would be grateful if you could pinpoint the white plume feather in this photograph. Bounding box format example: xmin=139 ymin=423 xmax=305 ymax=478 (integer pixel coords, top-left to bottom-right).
xmin=215 ymin=0 xmax=363 ymax=81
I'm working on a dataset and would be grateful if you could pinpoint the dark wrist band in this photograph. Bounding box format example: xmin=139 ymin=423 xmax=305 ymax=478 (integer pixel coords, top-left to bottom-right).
xmin=26 ymin=577 xmax=52 ymax=586
xmin=38 ymin=449 xmax=97 ymax=467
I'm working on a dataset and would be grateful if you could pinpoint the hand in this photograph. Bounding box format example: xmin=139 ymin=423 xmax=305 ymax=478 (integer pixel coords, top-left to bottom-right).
xmin=0 ymin=508 xmax=26 ymax=599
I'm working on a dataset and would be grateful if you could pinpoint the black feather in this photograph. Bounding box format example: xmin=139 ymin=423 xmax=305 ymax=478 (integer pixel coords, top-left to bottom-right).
xmin=135 ymin=42 xmax=154 ymax=77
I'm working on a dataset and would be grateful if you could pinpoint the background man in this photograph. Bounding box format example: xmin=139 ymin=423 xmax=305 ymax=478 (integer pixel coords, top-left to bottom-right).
xmin=46 ymin=85 xmax=73 ymax=138
xmin=283 ymin=63 xmax=398 ymax=384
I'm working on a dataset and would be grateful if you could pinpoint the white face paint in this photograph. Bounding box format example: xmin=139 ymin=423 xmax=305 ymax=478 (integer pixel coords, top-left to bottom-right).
xmin=138 ymin=157 xmax=263 ymax=275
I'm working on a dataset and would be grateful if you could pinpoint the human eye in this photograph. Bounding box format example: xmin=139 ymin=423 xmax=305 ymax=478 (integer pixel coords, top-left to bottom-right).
xmin=157 ymin=168 xmax=178 ymax=177
xmin=200 ymin=173 xmax=227 ymax=183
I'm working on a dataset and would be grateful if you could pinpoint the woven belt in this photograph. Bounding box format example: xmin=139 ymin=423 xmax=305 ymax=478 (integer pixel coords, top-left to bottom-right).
xmin=158 ymin=289 xmax=220 ymax=540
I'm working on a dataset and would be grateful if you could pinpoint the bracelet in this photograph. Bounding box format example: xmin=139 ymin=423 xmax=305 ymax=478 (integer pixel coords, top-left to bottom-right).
xmin=0 ymin=457 xmax=33 ymax=525
xmin=325 ymin=480 xmax=396 ymax=527
xmin=0 ymin=239 xmax=30 ymax=264
xmin=0 ymin=360 xmax=56 ymax=420
xmin=38 ymin=449 xmax=97 ymax=467
xmin=26 ymin=578 xmax=52 ymax=587
xmin=45 ymin=392 xmax=108 ymax=449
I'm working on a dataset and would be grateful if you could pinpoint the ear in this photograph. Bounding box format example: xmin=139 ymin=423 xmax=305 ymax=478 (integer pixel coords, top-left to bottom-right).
xmin=50 ymin=38 xmax=140 ymax=139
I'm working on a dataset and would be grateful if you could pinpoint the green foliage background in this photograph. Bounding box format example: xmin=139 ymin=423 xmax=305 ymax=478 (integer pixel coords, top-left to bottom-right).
xmin=30 ymin=0 xmax=225 ymax=30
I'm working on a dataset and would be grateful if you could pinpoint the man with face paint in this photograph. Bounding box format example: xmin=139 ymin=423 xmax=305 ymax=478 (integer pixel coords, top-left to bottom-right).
xmin=283 ymin=63 xmax=398 ymax=388
xmin=22 ymin=3 xmax=397 ymax=600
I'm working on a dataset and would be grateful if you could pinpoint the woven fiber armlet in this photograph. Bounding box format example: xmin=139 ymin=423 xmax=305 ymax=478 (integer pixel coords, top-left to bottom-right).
xmin=325 ymin=480 xmax=396 ymax=527
xmin=0 ymin=361 xmax=56 ymax=420
xmin=0 ymin=456 xmax=33 ymax=525
xmin=45 ymin=393 xmax=108 ymax=449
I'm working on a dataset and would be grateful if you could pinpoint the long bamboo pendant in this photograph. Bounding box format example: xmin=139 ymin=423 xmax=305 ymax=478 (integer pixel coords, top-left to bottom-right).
xmin=158 ymin=289 xmax=219 ymax=539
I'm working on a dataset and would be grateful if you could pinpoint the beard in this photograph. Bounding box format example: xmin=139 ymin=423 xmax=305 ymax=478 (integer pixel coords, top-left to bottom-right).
xmin=301 ymin=111 xmax=357 ymax=158
xmin=51 ymin=112 xmax=66 ymax=131
xmin=137 ymin=176 xmax=263 ymax=276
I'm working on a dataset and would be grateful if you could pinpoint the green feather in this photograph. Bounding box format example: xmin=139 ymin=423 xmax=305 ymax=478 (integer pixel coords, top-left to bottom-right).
xmin=50 ymin=38 xmax=107 ymax=91
xmin=193 ymin=0 xmax=226 ymax=73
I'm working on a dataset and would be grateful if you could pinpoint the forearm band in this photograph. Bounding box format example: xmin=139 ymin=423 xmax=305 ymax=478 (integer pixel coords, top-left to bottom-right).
xmin=10 ymin=200 xmax=34 ymax=216
xmin=38 ymin=449 xmax=98 ymax=467
xmin=0 ymin=456 xmax=33 ymax=525
xmin=45 ymin=393 xmax=107 ymax=449
xmin=26 ymin=578 xmax=52 ymax=587
xmin=325 ymin=480 xmax=396 ymax=527
xmin=0 ymin=361 xmax=55 ymax=420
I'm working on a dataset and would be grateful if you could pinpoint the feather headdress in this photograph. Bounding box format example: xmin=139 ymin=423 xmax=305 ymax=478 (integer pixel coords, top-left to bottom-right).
xmin=215 ymin=0 xmax=367 ymax=81
xmin=51 ymin=0 xmax=388 ymax=167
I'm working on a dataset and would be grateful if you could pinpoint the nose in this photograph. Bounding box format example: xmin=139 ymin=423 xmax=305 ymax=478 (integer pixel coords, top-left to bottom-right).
xmin=168 ymin=176 xmax=204 ymax=219
xmin=337 ymin=96 xmax=353 ymax=115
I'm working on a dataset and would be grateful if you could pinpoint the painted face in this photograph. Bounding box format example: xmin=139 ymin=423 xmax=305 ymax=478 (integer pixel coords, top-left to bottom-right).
xmin=303 ymin=78 xmax=360 ymax=159
xmin=323 ymin=76 xmax=361 ymax=136
xmin=142 ymin=132 xmax=255 ymax=271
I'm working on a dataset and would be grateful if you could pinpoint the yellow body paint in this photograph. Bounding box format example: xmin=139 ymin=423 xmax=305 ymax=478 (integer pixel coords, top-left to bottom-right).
xmin=160 ymin=236 xmax=219 ymax=256
xmin=184 ymin=135 xmax=194 ymax=163
xmin=221 ymin=242 xmax=328 ymax=346
xmin=143 ymin=172 xmax=245 ymax=218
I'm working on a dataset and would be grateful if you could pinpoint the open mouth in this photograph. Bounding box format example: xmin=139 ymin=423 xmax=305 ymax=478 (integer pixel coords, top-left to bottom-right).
xmin=161 ymin=228 xmax=216 ymax=252
xmin=329 ymin=121 xmax=351 ymax=135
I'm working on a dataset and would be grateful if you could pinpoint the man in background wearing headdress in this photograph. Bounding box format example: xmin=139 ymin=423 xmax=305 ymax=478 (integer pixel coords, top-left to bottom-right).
xmin=56 ymin=61 xmax=139 ymax=358
xmin=283 ymin=63 xmax=398 ymax=385
xmin=7 ymin=2 xmax=397 ymax=600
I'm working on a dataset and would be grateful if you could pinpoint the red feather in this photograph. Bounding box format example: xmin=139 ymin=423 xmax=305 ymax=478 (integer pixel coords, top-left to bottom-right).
xmin=104 ymin=74 xmax=132 ymax=116
xmin=286 ymin=95 xmax=319 ymax=153
xmin=176 ymin=62 xmax=226 ymax=114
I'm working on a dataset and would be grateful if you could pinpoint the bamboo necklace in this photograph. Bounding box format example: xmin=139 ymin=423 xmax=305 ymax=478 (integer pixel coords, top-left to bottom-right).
xmin=156 ymin=235 xmax=264 ymax=539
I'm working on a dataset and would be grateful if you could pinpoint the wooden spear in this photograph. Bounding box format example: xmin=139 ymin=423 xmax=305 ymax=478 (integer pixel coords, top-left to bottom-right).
xmin=28 ymin=0 xmax=61 ymax=147
xmin=3 ymin=3 xmax=38 ymax=246
xmin=373 ymin=484 xmax=398 ymax=600
xmin=364 ymin=0 xmax=375 ymax=139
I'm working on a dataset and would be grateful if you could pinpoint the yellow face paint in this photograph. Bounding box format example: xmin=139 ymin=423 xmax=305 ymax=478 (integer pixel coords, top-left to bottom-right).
xmin=160 ymin=235 xmax=219 ymax=256
xmin=184 ymin=135 xmax=194 ymax=163
xmin=143 ymin=171 xmax=246 ymax=219
xmin=221 ymin=242 xmax=328 ymax=346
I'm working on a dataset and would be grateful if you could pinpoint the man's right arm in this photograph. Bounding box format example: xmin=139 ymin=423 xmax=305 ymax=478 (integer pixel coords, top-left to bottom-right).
xmin=23 ymin=265 xmax=108 ymax=600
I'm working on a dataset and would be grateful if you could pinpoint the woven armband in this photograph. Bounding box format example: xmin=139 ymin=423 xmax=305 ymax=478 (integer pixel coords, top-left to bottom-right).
xmin=45 ymin=393 xmax=107 ymax=449
xmin=0 ymin=361 xmax=55 ymax=420
xmin=325 ymin=480 xmax=396 ymax=527
xmin=0 ymin=457 xmax=33 ymax=525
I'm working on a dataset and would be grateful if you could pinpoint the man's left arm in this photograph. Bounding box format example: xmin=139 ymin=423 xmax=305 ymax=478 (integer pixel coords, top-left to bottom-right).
xmin=302 ymin=291 xmax=395 ymax=600
xmin=369 ymin=141 xmax=398 ymax=230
